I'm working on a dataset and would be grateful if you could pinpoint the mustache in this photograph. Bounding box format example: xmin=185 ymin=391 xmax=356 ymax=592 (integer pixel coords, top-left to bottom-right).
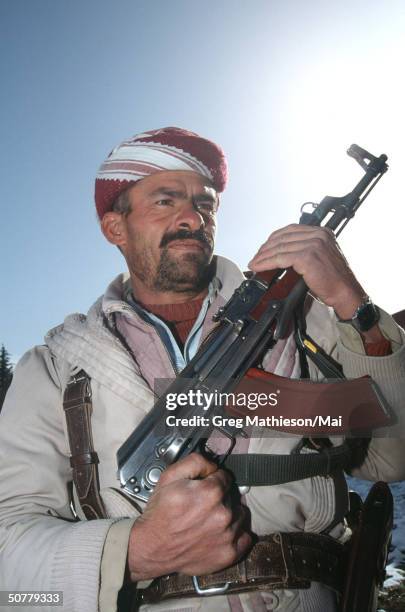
xmin=160 ymin=228 xmax=213 ymax=249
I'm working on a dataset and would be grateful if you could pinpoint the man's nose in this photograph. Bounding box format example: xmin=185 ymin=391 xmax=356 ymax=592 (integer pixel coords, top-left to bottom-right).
xmin=175 ymin=201 xmax=205 ymax=231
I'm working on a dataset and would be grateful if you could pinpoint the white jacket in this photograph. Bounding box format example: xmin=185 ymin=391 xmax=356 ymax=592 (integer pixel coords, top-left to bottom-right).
xmin=0 ymin=256 xmax=404 ymax=612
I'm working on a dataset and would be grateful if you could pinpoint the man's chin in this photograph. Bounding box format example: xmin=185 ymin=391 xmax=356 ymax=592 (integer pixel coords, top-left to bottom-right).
xmin=155 ymin=252 xmax=215 ymax=293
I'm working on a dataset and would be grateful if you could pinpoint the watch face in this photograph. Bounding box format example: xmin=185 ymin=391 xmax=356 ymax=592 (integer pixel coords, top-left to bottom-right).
xmin=354 ymin=302 xmax=380 ymax=332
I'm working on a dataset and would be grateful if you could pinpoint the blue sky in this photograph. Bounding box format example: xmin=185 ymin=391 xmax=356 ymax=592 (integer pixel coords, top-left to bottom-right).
xmin=1 ymin=0 xmax=404 ymax=361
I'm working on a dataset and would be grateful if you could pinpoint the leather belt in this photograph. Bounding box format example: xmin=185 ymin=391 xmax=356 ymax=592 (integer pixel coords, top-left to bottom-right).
xmin=136 ymin=532 xmax=347 ymax=605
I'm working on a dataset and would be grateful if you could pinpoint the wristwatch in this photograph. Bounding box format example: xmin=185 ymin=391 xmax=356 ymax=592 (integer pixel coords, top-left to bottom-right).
xmin=338 ymin=297 xmax=380 ymax=332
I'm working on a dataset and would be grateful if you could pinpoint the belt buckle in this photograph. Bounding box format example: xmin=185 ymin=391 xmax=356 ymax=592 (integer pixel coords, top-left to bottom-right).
xmin=272 ymin=533 xmax=290 ymax=584
xmin=192 ymin=576 xmax=230 ymax=596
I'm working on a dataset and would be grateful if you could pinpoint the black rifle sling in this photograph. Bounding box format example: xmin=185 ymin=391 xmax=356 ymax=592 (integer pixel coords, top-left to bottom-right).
xmin=294 ymin=308 xmax=310 ymax=379
xmin=294 ymin=301 xmax=344 ymax=380
xmin=223 ymin=444 xmax=352 ymax=487
xmin=63 ymin=370 xmax=106 ymax=520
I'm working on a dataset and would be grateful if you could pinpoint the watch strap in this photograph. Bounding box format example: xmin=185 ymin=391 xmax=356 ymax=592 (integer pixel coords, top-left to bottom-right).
xmin=338 ymin=297 xmax=380 ymax=332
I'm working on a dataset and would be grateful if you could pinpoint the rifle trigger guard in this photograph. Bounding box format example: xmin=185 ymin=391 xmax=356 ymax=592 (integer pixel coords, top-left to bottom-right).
xmin=192 ymin=576 xmax=231 ymax=596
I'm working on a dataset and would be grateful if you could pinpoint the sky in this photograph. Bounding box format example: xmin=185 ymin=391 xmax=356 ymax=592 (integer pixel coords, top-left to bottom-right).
xmin=1 ymin=0 xmax=404 ymax=361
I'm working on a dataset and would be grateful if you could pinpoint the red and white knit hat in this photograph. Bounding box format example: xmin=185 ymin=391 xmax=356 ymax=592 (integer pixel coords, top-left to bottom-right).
xmin=95 ymin=127 xmax=228 ymax=219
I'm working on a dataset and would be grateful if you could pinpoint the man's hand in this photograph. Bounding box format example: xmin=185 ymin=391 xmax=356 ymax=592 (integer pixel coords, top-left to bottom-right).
xmin=249 ymin=224 xmax=386 ymax=343
xmin=248 ymin=224 xmax=366 ymax=320
xmin=127 ymin=453 xmax=252 ymax=581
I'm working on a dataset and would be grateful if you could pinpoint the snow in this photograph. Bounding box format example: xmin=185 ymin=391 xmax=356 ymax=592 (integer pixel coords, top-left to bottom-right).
xmin=347 ymin=477 xmax=405 ymax=587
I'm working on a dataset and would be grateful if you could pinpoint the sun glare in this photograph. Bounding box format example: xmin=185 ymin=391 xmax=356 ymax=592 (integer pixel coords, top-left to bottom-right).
xmin=277 ymin=39 xmax=405 ymax=314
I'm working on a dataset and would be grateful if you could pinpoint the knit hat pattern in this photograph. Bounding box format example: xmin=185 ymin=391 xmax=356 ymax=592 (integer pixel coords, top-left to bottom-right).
xmin=95 ymin=127 xmax=227 ymax=219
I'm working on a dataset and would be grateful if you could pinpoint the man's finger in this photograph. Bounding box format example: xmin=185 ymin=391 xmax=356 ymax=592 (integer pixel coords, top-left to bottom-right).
xmin=203 ymin=467 xmax=233 ymax=495
xmin=229 ymin=504 xmax=250 ymax=533
xmin=249 ymin=250 xmax=308 ymax=273
xmin=254 ymin=225 xmax=334 ymax=257
xmin=235 ymin=531 xmax=253 ymax=557
xmin=157 ymin=452 xmax=218 ymax=487
xmin=263 ymin=223 xmax=321 ymax=240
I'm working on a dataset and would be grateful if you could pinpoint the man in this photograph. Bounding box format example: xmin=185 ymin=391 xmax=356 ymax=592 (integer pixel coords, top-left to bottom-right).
xmin=0 ymin=127 xmax=404 ymax=612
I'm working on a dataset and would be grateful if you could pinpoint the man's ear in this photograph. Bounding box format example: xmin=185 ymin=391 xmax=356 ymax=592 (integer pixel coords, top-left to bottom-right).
xmin=101 ymin=212 xmax=127 ymax=247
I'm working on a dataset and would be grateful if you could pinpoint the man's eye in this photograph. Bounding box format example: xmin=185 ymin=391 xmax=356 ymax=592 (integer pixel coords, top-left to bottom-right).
xmin=157 ymin=199 xmax=174 ymax=207
xmin=195 ymin=202 xmax=218 ymax=215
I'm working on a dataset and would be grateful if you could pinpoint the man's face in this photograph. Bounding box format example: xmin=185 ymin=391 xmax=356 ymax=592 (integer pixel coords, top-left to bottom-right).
xmin=120 ymin=170 xmax=218 ymax=295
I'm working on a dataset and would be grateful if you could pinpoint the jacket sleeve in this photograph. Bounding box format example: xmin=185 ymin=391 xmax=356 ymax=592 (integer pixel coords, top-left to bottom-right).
xmin=307 ymin=303 xmax=405 ymax=482
xmin=0 ymin=346 xmax=124 ymax=612
xmin=336 ymin=312 xmax=405 ymax=482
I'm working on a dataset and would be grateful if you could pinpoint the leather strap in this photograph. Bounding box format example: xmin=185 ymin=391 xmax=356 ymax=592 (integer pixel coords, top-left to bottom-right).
xmin=137 ymin=532 xmax=347 ymax=605
xmin=63 ymin=371 xmax=106 ymax=520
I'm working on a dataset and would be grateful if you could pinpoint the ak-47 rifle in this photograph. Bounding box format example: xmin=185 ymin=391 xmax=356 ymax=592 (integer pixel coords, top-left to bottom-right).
xmin=117 ymin=144 xmax=389 ymax=505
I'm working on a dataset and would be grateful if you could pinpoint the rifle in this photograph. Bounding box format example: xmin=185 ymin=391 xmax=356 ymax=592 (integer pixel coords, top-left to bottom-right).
xmin=117 ymin=144 xmax=389 ymax=504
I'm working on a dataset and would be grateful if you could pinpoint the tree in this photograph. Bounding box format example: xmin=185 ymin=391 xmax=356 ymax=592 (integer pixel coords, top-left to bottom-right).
xmin=0 ymin=344 xmax=13 ymax=412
